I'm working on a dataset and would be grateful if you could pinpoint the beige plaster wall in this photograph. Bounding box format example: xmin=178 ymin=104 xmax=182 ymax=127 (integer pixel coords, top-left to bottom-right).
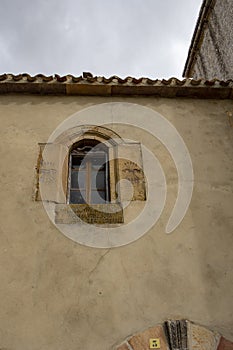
xmin=0 ymin=94 xmax=232 ymax=350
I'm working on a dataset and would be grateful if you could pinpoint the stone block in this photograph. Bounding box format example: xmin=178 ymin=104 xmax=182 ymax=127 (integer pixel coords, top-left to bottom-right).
xmin=116 ymin=342 xmax=130 ymax=350
xmin=217 ymin=337 xmax=233 ymax=350
xmin=55 ymin=203 xmax=124 ymax=224
xmin=128 ymin=325 xmax=169 ymax=350
xmin=188 ymin=323 xmax=220 ymax=350
xmin=117 ymin=143 xmax=146 ymax=202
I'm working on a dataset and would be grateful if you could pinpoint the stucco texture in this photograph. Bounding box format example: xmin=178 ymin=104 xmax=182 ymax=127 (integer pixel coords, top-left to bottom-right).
xmin=193 ymin=0 xmax=233 ymax=80
xmin=0 ymin=95 xmax=232 ymax=350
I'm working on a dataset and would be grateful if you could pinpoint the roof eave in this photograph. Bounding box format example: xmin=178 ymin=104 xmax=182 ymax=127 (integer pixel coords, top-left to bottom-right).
xmin=0 ymin=74 xmax=232 ymax=99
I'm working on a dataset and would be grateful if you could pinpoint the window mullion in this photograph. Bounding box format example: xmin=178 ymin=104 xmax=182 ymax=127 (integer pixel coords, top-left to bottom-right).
xmin=105 ymin=153 xmax=109 ymax=202
xmin=67 ymin=153 xmax=72 ymax=204
xmin=87 ymin=159 xmax=91 ymax=204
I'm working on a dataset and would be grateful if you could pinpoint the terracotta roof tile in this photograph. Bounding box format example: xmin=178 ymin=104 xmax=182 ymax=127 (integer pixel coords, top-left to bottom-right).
xmin=190 ymin=78 xmax=203 ymax=86
xmin=0 ymin=73 xmax=7 ymax=81
xmin=54 ymin=74 xmax=67 ymax=82
xmin=71 ymin=75 xmax=83 ymax=83
xmin=220 ymin=80 xmax=232 ymax=87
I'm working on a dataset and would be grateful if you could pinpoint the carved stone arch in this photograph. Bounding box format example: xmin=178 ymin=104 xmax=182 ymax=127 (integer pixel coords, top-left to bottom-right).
xmin=54 ymin=124 xmax=124 ymax=148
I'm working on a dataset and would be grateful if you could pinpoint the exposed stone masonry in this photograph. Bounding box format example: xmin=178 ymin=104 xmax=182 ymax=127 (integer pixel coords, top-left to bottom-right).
xmin=55 ymin=203 xmax=124 ymax=224
xmin=184 ymin=0 xmax=233 ymax=80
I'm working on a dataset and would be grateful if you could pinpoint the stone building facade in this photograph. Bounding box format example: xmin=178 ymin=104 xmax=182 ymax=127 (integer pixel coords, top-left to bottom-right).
xmin=0 ymin=74 xmax=233 ymax=350
xmin=183 ymin=0 xmax=233 ymax=80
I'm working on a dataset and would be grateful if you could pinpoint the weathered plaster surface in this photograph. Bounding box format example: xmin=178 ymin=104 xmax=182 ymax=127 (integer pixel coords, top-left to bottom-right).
xmin=193 ymin=0 xmax=233 ymax=80
xmin=0 ymin=95 xmax=232 ymax=350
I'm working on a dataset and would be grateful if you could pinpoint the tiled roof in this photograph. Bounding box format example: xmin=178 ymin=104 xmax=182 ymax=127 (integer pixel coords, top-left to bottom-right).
xmin=0 ymin=73 xmax=232 ymax=99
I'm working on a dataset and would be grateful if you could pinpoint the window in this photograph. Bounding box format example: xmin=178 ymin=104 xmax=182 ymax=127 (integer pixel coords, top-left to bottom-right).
xmin=68 ymin=139 xmax=110 ymax=205
xmin=35 ymin=125 xmax=146 ymax=225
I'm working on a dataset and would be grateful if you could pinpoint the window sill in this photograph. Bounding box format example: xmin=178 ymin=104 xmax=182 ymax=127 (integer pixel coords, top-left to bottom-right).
xmin=55 ymin=203 xmax=124 ymax=224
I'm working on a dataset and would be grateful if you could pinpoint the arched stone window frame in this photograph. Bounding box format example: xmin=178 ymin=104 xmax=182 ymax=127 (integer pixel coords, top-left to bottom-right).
xmin=56 ymin=125 xmax=124 ymax=204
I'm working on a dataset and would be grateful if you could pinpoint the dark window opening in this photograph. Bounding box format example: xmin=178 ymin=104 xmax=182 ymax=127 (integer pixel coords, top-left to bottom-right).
xmin=68 ymin=140 xmax=110 ymax=204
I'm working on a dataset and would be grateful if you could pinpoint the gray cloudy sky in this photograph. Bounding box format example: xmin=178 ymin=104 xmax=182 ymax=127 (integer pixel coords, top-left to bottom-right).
xmin=0 ymin=0 xmax=202 ymax=79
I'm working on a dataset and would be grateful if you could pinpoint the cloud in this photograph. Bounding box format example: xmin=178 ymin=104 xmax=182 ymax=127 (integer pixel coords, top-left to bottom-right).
xmin=0 ymin=0 xmax=202 ymax=78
